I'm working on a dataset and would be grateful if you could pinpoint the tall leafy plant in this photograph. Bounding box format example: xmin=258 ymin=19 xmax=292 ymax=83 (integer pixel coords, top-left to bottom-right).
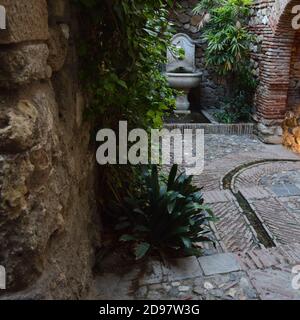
xmin=75 ymin=0 xmax=177 ymax=128
xmin=194 ymin=0 xmax=257 ymax=122
xmin=74 ymin=1 xmax=178 ymax=207
xmin=203 ymin=0 xmax=254 ymax=80
xmin=119 ymin=165 xmax=215 ymax=259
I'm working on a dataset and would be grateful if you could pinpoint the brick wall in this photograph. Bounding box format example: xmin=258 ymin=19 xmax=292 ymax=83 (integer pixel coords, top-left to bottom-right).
xmin=250 ymin=0 xmax=299 ymax=142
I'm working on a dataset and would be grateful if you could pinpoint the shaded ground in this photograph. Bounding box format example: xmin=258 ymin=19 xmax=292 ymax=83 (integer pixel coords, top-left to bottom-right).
xmin=88 ymin=134 xmax=300 ymax=300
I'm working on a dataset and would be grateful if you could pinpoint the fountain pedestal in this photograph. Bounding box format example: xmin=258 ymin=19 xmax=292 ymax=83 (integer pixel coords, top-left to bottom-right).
xmin=175 ymin=90 xmax=190 ymax=113
xmin=165 ymin=33 xmax=202 ymax=114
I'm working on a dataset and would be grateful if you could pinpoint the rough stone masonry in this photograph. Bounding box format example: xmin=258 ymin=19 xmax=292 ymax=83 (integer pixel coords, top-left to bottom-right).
xmin=0 ymin=0 xmax=99 ymax=299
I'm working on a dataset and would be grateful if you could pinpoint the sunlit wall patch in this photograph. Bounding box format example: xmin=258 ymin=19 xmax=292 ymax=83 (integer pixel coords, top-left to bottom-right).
xmin=0 ymin=265 xmax=5 ymax=290
xmin=0 ymin=5 xmax=6 ymax=30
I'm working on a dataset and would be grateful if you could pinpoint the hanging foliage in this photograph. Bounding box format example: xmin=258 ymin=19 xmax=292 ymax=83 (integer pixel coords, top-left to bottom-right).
xmin=73 ymin=0 xmax=178 ymax=210
xmin=75 ymin=0 xmax=177 ymax=129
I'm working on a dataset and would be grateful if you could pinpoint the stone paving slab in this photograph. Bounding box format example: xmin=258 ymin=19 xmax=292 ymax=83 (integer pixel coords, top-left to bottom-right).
xmin=269 ymin=184 xmax=300 ymax=197
xmin=163 ymin=257 xmax=203 ymax=282
xmin=239 ymin=186 xmax=271 ymax=200
xmin=248 ymin=266 xmax=300 ymax=300
xmin=203 ymin=189 xmax=236 ymax=203
xmin=117 ymin=259 xmax=164 ymax=285
xmin=87 ymin=273 xmax=134 ymax=300
xmin=198 ymin=253 xmax=241 ymax=276
xmin=279 ymin=196 xmax=300 ymax=216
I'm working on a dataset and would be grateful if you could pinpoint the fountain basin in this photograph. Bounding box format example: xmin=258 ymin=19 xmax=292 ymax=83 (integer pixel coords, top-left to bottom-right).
xmin=166 ymin=72 xmax=202 ymax=90
xmin=166 ymin=72 xmax=202 ymax=112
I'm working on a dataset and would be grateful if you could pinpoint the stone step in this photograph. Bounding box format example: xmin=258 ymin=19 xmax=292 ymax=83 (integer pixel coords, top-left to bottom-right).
xmin=164 ymin=123 xmax=255 ymax=135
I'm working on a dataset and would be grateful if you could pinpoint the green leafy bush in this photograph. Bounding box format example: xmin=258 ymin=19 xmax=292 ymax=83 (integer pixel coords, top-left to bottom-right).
xmin=193 ymin=0 xmax=222 ymax=15
xmin=74 ymin=1 xmax=179 ymax=209
xmin=214 ymin=91 xmax=252 ymax=123
xmin=196 ymin=0 xmax=254 ymax=76
xmin=118 ymin=165 xmax=215 ymax=259
xmin=75 ymin=0 xmax=177 ymax=128
xmin=194 ymin=0 xmax=257 ymax=120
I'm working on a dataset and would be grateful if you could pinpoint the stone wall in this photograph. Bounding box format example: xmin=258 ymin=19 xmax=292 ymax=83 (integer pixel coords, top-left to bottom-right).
xmin=287 ymin=29 xmax=300 ymax=111
xmin=250 ymin=0 xmax=300 ymax=143
xmin=0 ymin=0 xmax=99 ymax=299
xmin=170 ymin=0 xmax=226 ymax=110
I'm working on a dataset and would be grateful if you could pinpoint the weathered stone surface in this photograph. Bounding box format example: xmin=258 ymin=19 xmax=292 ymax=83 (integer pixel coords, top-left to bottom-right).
xmin=0 ymin=1 xmax=98 ymax=299
xmin=0 ymin=82 xmax=97 ymax=298
xmin=0 ymin=44 xmax=51 ymax=86
xmin=48 ymin=0 xmax=69 ymax=20
xmin=164 ymin=256 xmax=203 ymax=281
xmin=199 ymin=253 xmax=241 ymax=276
xmin=166 ymin=33 xmax=196 ymax=73
xmin=47 ymin=25 xmax=69 ymax=72
xmin=178 ymin=13 xmax=190 ymax=24
xmin=0 ymin=0 xmax=49 ymax=44
xmin=0 ymin=99 xmax=39 ymax=152
xmin=283 ymin=106 xmax=300 ymax=152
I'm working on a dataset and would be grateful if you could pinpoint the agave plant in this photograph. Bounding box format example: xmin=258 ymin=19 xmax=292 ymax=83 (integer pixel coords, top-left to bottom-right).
xmin=119 ymin=165 xmax=215 ymax=259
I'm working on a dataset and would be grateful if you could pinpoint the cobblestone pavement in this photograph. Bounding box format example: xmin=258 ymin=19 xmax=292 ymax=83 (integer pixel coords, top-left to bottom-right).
xmin=89 ymin=134 xmax=300 ymax=300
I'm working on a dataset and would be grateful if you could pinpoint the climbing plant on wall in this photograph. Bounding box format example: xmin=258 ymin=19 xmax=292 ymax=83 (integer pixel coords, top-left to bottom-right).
xmin=75 ymin=0 xmax=177 ymax=128
xmin=74 ymin=0 xmax=178 ymax=209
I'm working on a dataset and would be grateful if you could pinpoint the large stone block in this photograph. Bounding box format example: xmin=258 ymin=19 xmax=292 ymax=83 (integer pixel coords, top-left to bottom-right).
xmin=47 ymin=25 xmax=69 ymax=72
xmin=48 ymin=0 xmax=69 ymax=21
xmin=0 ymin=44 xmax=51 ymax=87
xmin=0 ymin=0 xmax=48 ymax=44
xmin=198 ymin=253 xmax=241 ymax=276
xmin=0 ymin=100 xmax=39 ymax=153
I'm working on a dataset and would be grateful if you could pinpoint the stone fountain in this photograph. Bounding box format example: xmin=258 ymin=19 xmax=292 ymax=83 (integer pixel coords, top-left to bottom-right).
xmin=166 ymin=33 xmax=202 ymax=113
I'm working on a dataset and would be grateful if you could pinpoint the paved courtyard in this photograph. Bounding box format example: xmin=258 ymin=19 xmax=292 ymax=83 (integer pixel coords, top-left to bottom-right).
xmin=89 ymin=133 xmax=300 ymax=300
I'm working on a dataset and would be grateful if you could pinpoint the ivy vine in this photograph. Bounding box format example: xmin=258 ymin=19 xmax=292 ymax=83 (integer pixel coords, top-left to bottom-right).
xmin=73 ymin=0 xmax=178 ymax=209
xmin=75 ymin=0 xmax=177 ymax=129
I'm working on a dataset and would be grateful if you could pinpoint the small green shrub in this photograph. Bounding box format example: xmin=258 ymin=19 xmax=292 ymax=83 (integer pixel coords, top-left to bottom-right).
xmin=74 ymin=0 xmax=180 ymax=212
xmin=196 ymin=0 xmax=255 ymax=77
xmin=118 ymin=165 xmax=215 ymax=259
xmin=214 ymin=91 xmax=252 ymax=123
